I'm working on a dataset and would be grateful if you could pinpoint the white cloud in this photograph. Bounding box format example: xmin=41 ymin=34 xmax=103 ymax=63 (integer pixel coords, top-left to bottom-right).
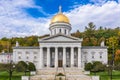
xmin=0 ymin=0 xmax=50 ymax=38
xmin=0 ymin=0 xmax=120 ymax=38
xmin=65 ymin=1 xmax=120 ymax=32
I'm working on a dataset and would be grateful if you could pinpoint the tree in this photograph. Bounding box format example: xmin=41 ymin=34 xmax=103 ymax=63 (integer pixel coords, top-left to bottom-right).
xmin=84 ymin=22 xmax=96 ymax=46
xmin=73 ymin=30 xmax=81 ymax=38
xmin=106 ymin=36 xmax=118 ymax=50
xmin=115 ymin=50 xmax=120 ymax=65
xmin=85 ymin=22 xmax=96 ymax=38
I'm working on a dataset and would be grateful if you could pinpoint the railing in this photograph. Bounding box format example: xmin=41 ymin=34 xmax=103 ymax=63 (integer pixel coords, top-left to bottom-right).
xmin=54 ymin=67 xmax=58 ymax=80
xmin=63 ymin=66 xmax=67 ymax=80
xmin=54 ymin=66 xmax=67 ymax=80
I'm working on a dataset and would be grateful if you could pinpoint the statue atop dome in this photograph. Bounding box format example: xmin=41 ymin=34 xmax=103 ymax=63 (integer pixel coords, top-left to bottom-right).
xmin=59 ymin=5 xmax=62 ymax=13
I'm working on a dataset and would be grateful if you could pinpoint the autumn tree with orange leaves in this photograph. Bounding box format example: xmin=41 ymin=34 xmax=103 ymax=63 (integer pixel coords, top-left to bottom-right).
xmin=115 ymin=50 xmax=120 ymax=65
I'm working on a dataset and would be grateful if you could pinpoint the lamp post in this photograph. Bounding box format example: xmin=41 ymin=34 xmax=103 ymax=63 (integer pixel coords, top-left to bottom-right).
xmin=108 ymin=42 xmax=115 ymax=80
xmin=9 ymin=60 xmax=15 ymax=80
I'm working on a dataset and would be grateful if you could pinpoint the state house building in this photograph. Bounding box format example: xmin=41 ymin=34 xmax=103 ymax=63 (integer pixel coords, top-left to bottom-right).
xmin=13 ymin=6 xmax=108 ymax=70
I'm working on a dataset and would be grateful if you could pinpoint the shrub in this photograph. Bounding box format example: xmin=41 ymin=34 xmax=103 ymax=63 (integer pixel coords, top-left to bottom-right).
xmin=0 ymin=63 xmax=10 ymax=71
xmin=56 ymin=73 xmax=65 ymax=76
xmin=15 ymin=61 xmax=27 ymax=72
xmin=85 ymin=61 xmax=105 ymax=72
xmin=85 ymin=62 xmax=93 ymax=71
xmin=92 ymin=61 xmax=105 ymax=72
xmin=114 ymin=63 xmax=120 ymax=70
xmin=28 ymin=62 xmax=36 ymax=71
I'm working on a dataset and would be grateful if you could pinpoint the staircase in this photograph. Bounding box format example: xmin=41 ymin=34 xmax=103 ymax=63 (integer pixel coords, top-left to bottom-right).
xmin=30 ymin=67 xmax=92 ymax=80
xmin=54 ymin=67 xmax=66 ymax=80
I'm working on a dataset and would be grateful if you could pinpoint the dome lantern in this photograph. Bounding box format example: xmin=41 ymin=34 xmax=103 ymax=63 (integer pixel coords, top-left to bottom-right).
xmin=50 ymin=6 xmax=70 ymax=24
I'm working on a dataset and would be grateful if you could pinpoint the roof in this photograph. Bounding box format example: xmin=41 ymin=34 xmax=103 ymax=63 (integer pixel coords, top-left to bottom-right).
xmin=38 ymin=34 xmax=83 ymax=43
xmin=82 ymin=46 xmax=107 ymax=49
xmin=0 ymin=53 xmax=13 ymax=55
xmin=13 ymin=46 xmax=39 ymax=49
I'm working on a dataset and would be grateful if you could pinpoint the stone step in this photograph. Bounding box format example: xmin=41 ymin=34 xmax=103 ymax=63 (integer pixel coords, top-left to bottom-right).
xmin=31 ymin=68 xmax=91 ymax=80
xmin=37 ymin=68 xmax=84 ymax=75
xmin=30 ymin=75 xmax=91 ymax=80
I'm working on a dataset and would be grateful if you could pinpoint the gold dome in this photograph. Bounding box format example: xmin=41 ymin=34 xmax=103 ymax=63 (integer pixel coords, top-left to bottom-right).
xmin=51 ymin=13 xmax=69 ymax=24
xmin=51 ymin=6 xmax=69 ymax=24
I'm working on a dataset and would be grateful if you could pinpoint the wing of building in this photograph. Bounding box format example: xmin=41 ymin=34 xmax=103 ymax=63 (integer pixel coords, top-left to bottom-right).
xmin=12 ymin=6 xmax=108 ymax=70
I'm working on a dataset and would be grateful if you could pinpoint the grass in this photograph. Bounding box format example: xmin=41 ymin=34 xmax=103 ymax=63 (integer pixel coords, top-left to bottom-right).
xmin=0 ymin=71 xmax=28 ymax=80
xmin=0 ymin=70 xmax=120 ymax=80
xmin=90 ymin=70 xmax=120 ymax=80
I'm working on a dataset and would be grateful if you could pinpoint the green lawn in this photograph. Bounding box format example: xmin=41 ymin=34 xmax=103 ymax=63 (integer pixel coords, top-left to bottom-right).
xmin=90 ymin=70 xmax=120 ymax=80
xmin=0 ymin=71 xmax=26 ymax=80
xmin=0 ymin=70 xmax=120 ymax=80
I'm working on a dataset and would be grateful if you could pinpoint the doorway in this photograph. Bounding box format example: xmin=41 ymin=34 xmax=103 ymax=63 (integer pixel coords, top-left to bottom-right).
xmin=58 ymin=50 xmax=63 ymax=67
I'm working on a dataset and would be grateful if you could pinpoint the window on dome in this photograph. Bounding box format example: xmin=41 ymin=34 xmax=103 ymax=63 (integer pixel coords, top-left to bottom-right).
xmin=65 ymin=29 xmax=66 ymax=34
xmin=54 ymin=29 xmax=56 ymax=34
xmin=59 ymin=29 xmax=61 ymax=33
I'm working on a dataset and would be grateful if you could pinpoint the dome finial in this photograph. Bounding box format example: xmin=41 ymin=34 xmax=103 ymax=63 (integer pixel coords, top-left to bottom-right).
xmin=59 ymin=5 xmax=62 ymax=13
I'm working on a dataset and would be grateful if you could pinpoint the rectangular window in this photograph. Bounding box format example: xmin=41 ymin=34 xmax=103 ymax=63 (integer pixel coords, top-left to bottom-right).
xmin=34 ymin=56 xmax=37 ymax=59
xmin=91 ymin=52 xmax=95 ymax=59
xmin=92 ymin=55 xmax=94 ymax=59
xmin=18 ymin=52 xmax=22 ymax=59
xmin=18 ymin=56 xmax=21 ymax=59
xmin=26 ymin=52 xmax=29 ymax=59
xmin=99 ymin=52 xmax=103 ymax=59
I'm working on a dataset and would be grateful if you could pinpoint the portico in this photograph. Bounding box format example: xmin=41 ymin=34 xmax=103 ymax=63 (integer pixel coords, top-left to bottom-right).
xmin=40 ymin=46 xmax=82 ymax=68
xmin=41 ymin=47 xmax=81 ymax=68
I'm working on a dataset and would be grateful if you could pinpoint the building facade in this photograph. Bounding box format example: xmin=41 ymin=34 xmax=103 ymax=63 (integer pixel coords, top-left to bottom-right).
xmin=0 ymin=51 xmax=12 ymax=63
xmin=12 ymin=6 xmax=108 ymax=70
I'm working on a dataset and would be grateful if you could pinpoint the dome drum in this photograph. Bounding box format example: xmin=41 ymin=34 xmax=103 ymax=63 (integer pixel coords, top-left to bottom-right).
xmin=49 ymin=22 xmax=71 ymax=30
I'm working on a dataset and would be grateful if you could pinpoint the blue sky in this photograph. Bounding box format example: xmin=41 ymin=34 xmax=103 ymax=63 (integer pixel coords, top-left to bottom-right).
xmin=0 ymin=0 xmax=120 ymax=38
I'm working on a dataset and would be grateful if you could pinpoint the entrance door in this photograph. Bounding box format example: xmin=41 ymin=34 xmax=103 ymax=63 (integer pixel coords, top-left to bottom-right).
xmin=58 ymin=60 xmax=62 ymax=67
xmin=58 ymin=51 xmax=63 ymax=67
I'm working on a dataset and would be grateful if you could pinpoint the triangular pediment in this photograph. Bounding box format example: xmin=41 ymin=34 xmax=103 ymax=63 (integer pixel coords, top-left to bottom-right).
xmin=39 ymin=34 xmax=82 ymax=42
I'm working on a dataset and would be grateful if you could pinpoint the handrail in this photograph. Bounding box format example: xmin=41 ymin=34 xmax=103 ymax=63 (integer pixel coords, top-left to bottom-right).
xmin=54 ymin=66 xmax=67 ymax=80
xmin=54 ymin=67 xmax=58 ymax=80
xmin=63 ymin=66 xmax=67 ymax=80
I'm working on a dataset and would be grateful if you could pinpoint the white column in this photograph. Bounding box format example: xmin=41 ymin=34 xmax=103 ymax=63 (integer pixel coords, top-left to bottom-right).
xmin=47 ymin=47 xmax=50 ymax=67
xmin=63 ymin=47 xmax=66 ymax=67
xmin=55 ymin=47 xmax=58 ymax=68
xmin=71 ymin=47 xmax=74 ymax=67
xmin=39 ymin=47 xmax=43 ymax=69
xmin=78 ymin=47 xmax=81 ymax=68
